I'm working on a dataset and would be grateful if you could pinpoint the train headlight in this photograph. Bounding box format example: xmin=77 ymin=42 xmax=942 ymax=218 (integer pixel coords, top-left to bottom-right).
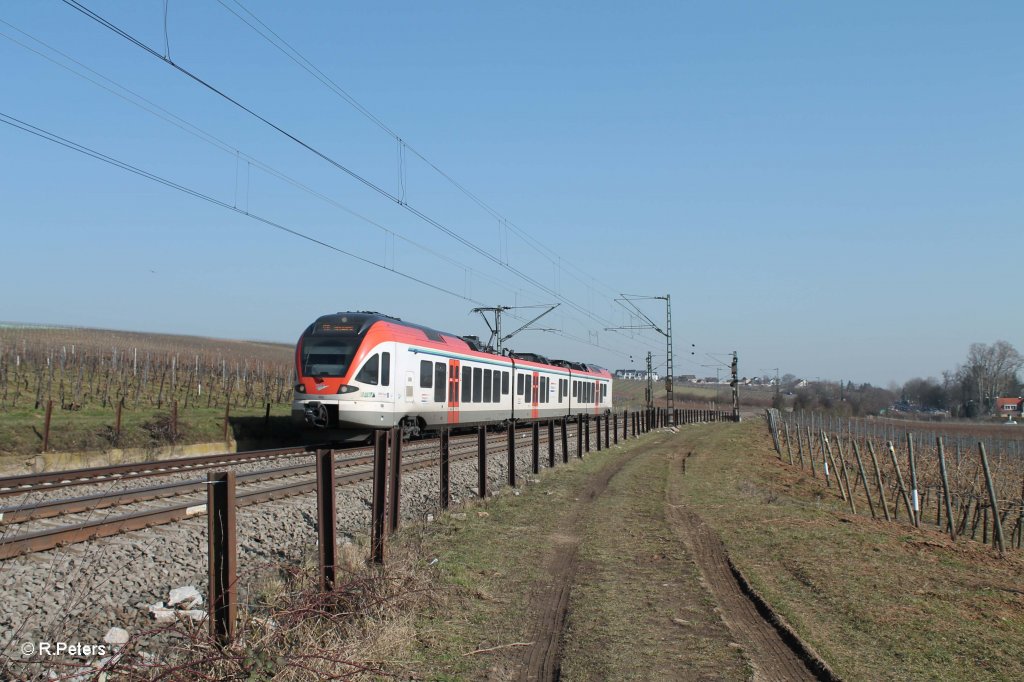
xmin=338 ymin=385 xmax=358 ymax=394
xmin=295 ymin=383 xmax=306 ymax=393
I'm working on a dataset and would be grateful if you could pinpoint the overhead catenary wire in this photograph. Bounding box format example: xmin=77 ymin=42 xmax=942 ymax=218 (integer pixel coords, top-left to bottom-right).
xmin=61 ymin=0 xmax=626 ymax=337
xmin=0 ymin=111 xmax=480 ymax=306
xmin=216 ymin=0 xmax=619 ymax=306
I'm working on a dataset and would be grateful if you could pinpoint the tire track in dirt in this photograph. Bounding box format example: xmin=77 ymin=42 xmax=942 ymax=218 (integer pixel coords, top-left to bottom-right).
xmin=666 ymin=450 xmax=833 ymax=682
xmin=518 ymin=447 xmax=639 ymax=682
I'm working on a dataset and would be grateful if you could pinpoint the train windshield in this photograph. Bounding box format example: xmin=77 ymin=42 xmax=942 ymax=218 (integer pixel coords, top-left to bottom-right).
xmin=301 ymin=337 xmax=359 ymax=378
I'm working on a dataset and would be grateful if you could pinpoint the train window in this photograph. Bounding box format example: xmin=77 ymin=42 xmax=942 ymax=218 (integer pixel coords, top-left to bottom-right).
xmin=541 ymin=377 xmax=548 ymax=403
xmin=301 ymin=337 xmax=358 ymax=378
xmin=517 ymin=374 xmax=524 ymax=396
xmin=525 ymin=375 xmax=532 ymax=404
xmin=493 ymin=374 xmax=501 ymax=402
xmin=602 ymin=384 xmax=607 ymax=401
xmin=355 ymin=354 xmax=379 ymax=385
xmin=473 ymin=367 xmax=483 ymax=403
xmin=462 ymin=366 xmax=471 ymax=403
xmin=434 ymin=363 xmax=446 ymax=402
xmin=561 ymin=379 xmax=568 ymax=399
xmin=572 ymin=380 xmax=577 ymax=398
xmin=420 ymin=360 xmax=432 ymax=388
xmin=381 ymin=353 xmax=391 ymax=387
xmin=483 ymin=370 xmax=492 ymax=403
xmin=501 ymin=371 xmax=509 ymax=395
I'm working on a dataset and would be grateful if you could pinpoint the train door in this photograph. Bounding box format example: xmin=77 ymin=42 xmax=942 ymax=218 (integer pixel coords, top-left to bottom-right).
xmin=532 ymin=370 xmax=539 ymax=419
xmin=447 ymin=359 xmax=460 ymax=424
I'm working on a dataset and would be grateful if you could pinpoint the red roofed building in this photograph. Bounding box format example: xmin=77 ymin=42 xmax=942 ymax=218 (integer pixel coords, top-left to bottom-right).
xmin=996 ymin=397 xmax=1023 ymax=414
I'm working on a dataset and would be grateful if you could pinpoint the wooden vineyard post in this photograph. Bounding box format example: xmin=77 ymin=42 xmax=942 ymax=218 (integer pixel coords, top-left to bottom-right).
xmin=979 ymin=443 xmax=1005 ymax=553
xmin=936 ymin=437 xmax=956 ymax=541
xmin=834 ymin=436 xmax=856 ymax=514
xmin=867 ymin=441 xmax=892 ymax=522
xmin=806 ymin=426 xmax=817 ymax=477
xmin=42 ymin=399 xmax=53 ymax=453
xmin=907 ymin=434 xmax=920 ymax=527
xmin=784 ymin=422 xmax=794 ymax=465
xmin=851 ymin=441 xmax=876 ymax=519
xmin=887 ymin=441 xmax=915 ymax=523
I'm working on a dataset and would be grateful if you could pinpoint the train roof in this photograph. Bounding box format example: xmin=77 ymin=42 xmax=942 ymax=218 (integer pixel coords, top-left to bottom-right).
xmin=303 ymin=312 xmax=606 ymax=374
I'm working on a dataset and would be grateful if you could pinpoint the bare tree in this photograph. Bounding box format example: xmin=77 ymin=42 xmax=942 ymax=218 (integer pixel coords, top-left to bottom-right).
xmin=956 ymin=341 xmax=1023 ymax=413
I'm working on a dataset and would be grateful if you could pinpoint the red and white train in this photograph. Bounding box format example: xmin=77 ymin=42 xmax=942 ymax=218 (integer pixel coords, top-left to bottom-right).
xmin=292 ymin=311 xmax=613 ymax=439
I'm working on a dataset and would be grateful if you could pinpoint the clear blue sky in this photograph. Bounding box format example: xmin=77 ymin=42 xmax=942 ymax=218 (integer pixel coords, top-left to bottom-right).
xmin=1 ymin=1 xmax=1021 ymax=386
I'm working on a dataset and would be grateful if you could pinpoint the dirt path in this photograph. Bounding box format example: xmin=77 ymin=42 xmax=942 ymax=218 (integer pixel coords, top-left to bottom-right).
xmin=517 ymin=447 xmax=638 ymax=681
xmin=666 ymin=449 xmax=822 ymax=681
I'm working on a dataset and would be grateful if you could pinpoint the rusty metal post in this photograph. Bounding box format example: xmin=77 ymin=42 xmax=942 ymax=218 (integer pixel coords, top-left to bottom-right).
xmin=388 ymin=428 xmax=402 ymax=533
xmin=613 ymin=411 xmax=619 ymax=445
xmin=316 ymin=449 xmax=337 ymax=592
xmin=223 ymin=401 xmax=230 ymax=444
xmin=478 ymin=425 xmax=487 ymax=497
xmin=561 ymin=418 xmax=569 ymax=463
xmin=42 ymin=399 xmax=53 ymax=453
xmin=172 ymin=400 xmax=178 ymax=441
xmin=264 ymin=402 xmax=271 ymax=429
xmin=605 ymin=412 xmax=610 ymax=445
xmin=577 ymin=415 xmax=583 ymax=458
xmin=596 ymin=414 xmax=602 ymax=451
xmin=440 ymin=428 xmax=450 ymax=510
xmin=507 ymin=422 xmax=516 ymax=487
xmin=115 ymin=399 xmax=123 ymax=440
xmin=371 ymin=430 xmax=388 ymax=564
xmin=208 ymin=470 xmax=237 ymax=643
xmin=585 ymin=415 xmax=591 ymax=452
xmin=548 ymin=419 xmax=555 ymax=467
xmin=531 ymin=420 xmax=540 ymax=474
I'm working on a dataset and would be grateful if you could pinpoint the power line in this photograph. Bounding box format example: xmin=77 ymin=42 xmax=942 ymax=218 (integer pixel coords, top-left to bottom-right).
xmin=217 ymin=0 xmax=623 ymax=305
xmin=62 ymin=0 xmax=626 ymax=336
xmin=0 ymin=111 xmax=480 ymax=304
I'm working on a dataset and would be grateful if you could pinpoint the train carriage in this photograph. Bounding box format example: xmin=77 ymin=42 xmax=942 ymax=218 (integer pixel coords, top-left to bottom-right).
xmin=292 ymin=311 xmax=613 ymax=440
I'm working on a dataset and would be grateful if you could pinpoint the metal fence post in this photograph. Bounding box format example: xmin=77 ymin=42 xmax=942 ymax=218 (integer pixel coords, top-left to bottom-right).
xmin=507 ymin=422 xmax=516 ymax=487
xmin=548 ymin=420 xmax=555 ymax=467
xmin=595 ymin=415 xmax=602 ymax=451
xmin=388 ymin=428 xmax=402 ymax=533
xmin=577 ymin=415 xmax=583 ymax=458
xmin=605 ymin=413 xmax=610 ymax=445
xmin=316 ymin=449 xmax=337 ymax=592
xmin=561 ymin=418 xmax=569 ymax=463
xmin=208 ymin=471 xmax=237 ymax=642
xmin=371 ymin=430 xmax=388 ymax=564
xmin=478 ymin=426 xmax=488 ymax=498
xmin=440 ymin=428 xmax=450 ymax=510
xmin=532 ymin=421 xmax=540 ymax=474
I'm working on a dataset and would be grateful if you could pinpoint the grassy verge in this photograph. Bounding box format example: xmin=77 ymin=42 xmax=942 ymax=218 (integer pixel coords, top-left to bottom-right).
xmin=0 ymin=404 xmax=301 ymax=460
xmin=675 ymin=421 xmax=1024 ymax=681
xmin=389 ymin=433 xmax=747 ymax=680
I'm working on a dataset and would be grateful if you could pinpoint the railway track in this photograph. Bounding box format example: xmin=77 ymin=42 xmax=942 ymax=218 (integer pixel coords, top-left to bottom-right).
xmin=0 ymin=427 xmax=578 ymax=560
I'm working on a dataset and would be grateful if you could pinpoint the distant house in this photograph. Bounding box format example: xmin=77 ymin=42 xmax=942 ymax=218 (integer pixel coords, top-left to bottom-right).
xmin=996 ymin=397 xmax=1023 ymax=414
xmin=676 ymin=374 xmax=697 ymax=383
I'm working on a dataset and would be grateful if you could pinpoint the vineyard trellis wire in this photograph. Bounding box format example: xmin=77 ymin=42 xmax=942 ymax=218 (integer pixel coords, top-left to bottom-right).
xmin=765 ymin=409 xmax=1024 ymax=552
xmin=0 ymin=326 xmax=296 ymax=414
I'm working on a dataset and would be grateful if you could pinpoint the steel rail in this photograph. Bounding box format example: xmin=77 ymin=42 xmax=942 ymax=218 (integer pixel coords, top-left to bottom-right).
xmin=0 ymin=445 xmax=326 ymax=496
xmin=0 ymin=448 xmax=473 ymax=559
